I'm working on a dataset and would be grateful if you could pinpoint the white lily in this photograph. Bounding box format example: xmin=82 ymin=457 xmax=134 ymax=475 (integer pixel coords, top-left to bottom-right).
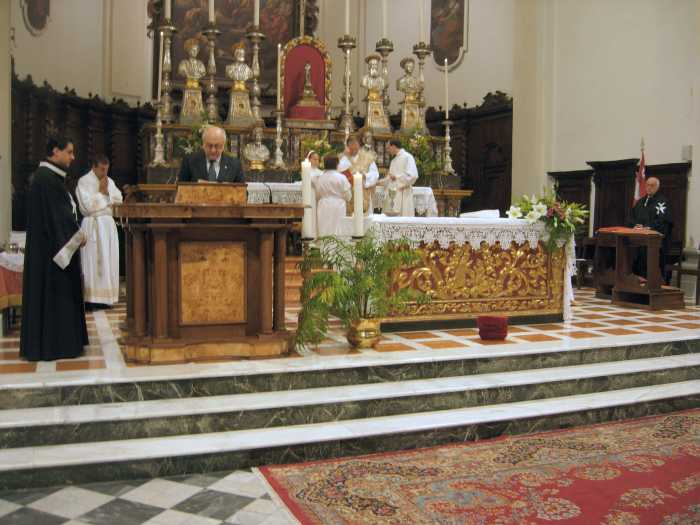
xmin=507 ymin=205 xmax=522 ymax=219
xmin=525 ymin=210 xmax=541 ymax=223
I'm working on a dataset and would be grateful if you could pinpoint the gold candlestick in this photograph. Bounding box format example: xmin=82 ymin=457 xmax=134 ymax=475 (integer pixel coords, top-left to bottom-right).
xmin=202 ymin=23 xmax=221 ymax=123
xmin=375 ymin=37 xmax=394 ymax=111
xmin=338 ymin=34 xmax=357 ymax=132
xmin=159 ymin=19 xmax=178 ymax=123
xmin=246 ymin=25 xmax=266 ymax=123
xmin=412 ymin=41 xmax=432 ymax=132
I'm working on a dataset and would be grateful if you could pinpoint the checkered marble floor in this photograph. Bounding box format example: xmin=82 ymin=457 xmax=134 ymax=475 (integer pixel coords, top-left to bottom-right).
xmin=0 ymin=469 xmax=291 ymax=525
xmin=1 ymin=288 xmax=699 ymax=380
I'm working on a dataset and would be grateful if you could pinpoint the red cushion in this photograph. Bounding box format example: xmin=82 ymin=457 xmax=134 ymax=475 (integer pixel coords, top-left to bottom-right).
xmin=477 ymin=316 xmax=508 ymax=340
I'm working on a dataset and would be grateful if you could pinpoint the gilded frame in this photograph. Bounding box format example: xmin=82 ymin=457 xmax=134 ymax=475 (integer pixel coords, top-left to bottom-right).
xmin=280 ymin=36 xmax=333 ymax=120
xmin=431 ymin=0 xmax=470 ymax=72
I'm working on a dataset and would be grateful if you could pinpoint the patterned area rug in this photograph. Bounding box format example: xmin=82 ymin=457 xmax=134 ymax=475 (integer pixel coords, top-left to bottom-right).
xmin=258 ymin=410 xmax=700 ymax=524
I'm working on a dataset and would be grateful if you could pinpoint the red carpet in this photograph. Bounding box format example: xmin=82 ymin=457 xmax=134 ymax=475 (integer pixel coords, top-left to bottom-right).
xmin=259 ymin=410 xmax=700 ymax=524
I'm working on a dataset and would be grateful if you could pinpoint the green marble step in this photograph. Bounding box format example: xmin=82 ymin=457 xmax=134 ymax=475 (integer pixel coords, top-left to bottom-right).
xmin=1 ymin=355 xmax=698 ymax=449
xmin=0 ymin=381 xmax=698 ymax=491
xmin=1 ymin=338 xmax=698 ymax=411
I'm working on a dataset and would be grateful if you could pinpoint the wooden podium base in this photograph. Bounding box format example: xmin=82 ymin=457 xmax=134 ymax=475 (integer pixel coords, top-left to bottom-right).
xmin=120 ymin=332 xmax=292 ymax=365
xmin=612 ymin=286 xmax=685 ymax=311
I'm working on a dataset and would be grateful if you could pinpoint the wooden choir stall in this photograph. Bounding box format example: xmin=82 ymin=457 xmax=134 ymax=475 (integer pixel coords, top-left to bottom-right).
xmin=114 ymin=184 xmax=303 ymax=364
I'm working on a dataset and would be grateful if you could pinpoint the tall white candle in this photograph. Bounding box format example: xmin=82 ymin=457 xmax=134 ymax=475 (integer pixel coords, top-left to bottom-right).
xmin=444 ymin=58 xmax=449 ymax=119
xmin=164 ymin=0 xmax=171 ymax=19
xmin=301 ymin=160 xmax=314 ymax=238
xmin=419 ymin=0 xmax=425 ymax=43
xmin=208 ymin=0 xmax=215 ymax=23
xmin=254 ymin=0 xmax=260 ymax=26
xmin=353 ymin=173 xmax=364 ymax=237
xmin=344 ymin=0 xmax=350 ymax=35
xmin=381 ymin=0 xmax=388 ymax=39
xmin=157 ymin=31 xmax=164 ymax=102
xmin=277 ymin=43 xmax=282 ymax=111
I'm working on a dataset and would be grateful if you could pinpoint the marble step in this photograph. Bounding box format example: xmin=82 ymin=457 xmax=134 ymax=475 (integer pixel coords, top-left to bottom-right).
xmin=1 ymin=337 xmax=698 ymax=410
xmin=0 ymin=380 xmax=698 ymax=490
xmin=1 ymin=354 xmax=699 ymax=448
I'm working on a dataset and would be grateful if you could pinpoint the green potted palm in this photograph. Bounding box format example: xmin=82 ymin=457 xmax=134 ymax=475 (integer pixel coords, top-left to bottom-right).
xmin=295 ymin=233 xmax=425 ymax=349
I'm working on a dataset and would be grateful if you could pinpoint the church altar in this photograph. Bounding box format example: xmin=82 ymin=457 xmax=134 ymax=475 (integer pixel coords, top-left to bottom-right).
xmin=360 ymin=216 xmax=575 ymax=326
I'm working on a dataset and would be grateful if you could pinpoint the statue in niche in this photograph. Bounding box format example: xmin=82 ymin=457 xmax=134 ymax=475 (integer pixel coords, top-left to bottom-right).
xmin=244 ymin=126 xmax=270 ymax=170
xmin=178 ymin=38 xmax=207 ymax=125
xmin=226 ymin=44 xmax=255 ymax=127
xmin=361 ymin=54 xmax=391 ymax=134
xmin=295 ymin=62 xmax=322 ymax=108
xmin=397 ymin=57 xmax=422 ymax=132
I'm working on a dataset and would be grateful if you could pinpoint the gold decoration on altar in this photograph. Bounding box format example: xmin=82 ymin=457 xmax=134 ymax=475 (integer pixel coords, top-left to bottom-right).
xmin=390 ymin=240 xmax=566 ymax=321
xmin=226 ymin=44 xmax=255 ymax=127
xmin=178 ymin=38 xmax=206 ymax=125
xmin=361 ymin=54 xmax=391 ymax=134
xmin=397 ymin=57 xmax=422 ymax=132
xmin=280 ymin=36 xmax=333 ymax=121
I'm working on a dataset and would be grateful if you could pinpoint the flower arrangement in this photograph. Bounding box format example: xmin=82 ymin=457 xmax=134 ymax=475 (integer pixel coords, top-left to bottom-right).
xmin=300 ymin=136 xmax=338 ymax=161
xmin=507 ymin=188 xmax=588 ymax=251
xmin=175 ymin=115 xmax=212 ymax=157
xmin=404 ymin=131 xmax=443 ymax=186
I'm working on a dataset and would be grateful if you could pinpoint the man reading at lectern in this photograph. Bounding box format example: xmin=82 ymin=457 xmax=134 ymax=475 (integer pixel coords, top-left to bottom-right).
xmin=178 ymin=125 xmax=245 ymax=183
xmin=628 ymin=176 xmax=673 ymax=282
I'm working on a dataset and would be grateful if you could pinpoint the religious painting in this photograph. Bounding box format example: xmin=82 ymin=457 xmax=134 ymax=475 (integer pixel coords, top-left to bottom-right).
xmin=21 ymin=0 xmax=50 ymax=36
xmin=152 ymin=0 xmax=317 ymax=99
xmin=430 ymin=0 xmax=469 ymax=70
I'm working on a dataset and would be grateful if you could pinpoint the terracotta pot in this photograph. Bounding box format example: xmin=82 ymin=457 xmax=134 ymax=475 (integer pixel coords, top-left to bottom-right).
xmin=346 ymin=318 xmax=381 ymax=349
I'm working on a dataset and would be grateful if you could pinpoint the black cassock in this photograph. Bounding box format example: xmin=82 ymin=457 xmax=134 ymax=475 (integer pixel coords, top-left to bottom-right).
xmin=627 ymin=192 xmax=673 ymax=280
xmin=20 ymin=162 xmax=88 ymax=361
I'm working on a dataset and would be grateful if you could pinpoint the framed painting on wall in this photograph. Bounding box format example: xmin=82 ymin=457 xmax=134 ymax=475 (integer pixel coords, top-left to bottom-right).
xmin=149 ymin=0 xmax=318 ymax=99
xmin=430 ymin=0 xmax=469 ymax=71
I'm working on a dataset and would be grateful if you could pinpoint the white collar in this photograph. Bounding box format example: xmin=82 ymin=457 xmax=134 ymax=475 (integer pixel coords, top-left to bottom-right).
xmin=39 ymin=161 xmax=67 ymax=178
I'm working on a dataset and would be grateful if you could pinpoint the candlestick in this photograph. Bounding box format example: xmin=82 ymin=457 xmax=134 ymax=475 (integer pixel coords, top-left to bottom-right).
xmin=150 ymin=103 xmax=166 ymax=167
xmin=412 ymin=41 xmax=432 ymax=132
xmin=301 ymin=159 xmax=315 ymax=239
xmin=202 ymin=24 xmax=221 ymax=122
xmin=273 ymin=109 xmax=286 ymax=169
xmin=157 ymin=30 xmax=164 ymax=102
xmin=337 ymin=35 xmax=357 ymax=132
xmin=353 ymin=173 xmax=364 ymax=238
xmin=164 ymin=0 xmax=171 ymax=20
xmin=442 ymin=120 xmax=455 ymax=177
xmin=246 ymin=26 xmax=266 ymax=123
xmin=276 ymin=43 xmax=282 ymax=111
xmin=158 ymin=20 xmax=178 ymax=123
xmin=444 ymin=58 xmax=449 ymax=120
xmin=345 ymin=0 xmax=350 ymax=35
xmin=381 ymin=0 xmax=388 ymax=38
xmin=254 ymin=0 xmax=260 ymax=27
xmin=375 ymin=37 xmax=394 ymax=111
xmin=419 ymin=0 xmax=425 ymax=43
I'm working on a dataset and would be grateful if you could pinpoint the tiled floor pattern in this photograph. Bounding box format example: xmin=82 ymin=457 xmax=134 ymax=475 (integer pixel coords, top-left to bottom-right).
xmin=0 ymin=470 xmax=292 ymax=525
xmin=1 ymin=288 xmax=699 ymax=376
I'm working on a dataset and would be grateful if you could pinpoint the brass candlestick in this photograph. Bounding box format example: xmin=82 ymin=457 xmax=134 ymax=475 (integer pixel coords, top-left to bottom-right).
xmin=375 ymin=37 xmax=394 ymax=112
xmin=246 ymin=25 xmax=266 ymax=123
xmin=338 ymin=34 xmax=357 ymax=133
xmin=159 ymin=19 xmax=178 ymax=123
xmin=202 ymin=23 xmax=221 ymax=123
xmin=273 ymin=109 xmax=286 ymax=169
xmin=150 ymin=102 xmax=167 ymax=167
xmin=442 ymin=120 xmax=455 ymax=175
xmin=412 ymin=41 xmax=432 ymax=132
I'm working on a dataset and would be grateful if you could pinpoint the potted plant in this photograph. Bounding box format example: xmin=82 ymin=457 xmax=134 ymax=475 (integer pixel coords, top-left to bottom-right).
xmin=295 ymin=232 xmax=425 ymax=349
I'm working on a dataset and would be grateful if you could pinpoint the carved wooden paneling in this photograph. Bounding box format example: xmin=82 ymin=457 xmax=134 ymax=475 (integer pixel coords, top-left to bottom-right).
xmin=11 ymin=66 xmax=155 ymax=229
xmin=588 ymin=159 xmax=639 ymax=232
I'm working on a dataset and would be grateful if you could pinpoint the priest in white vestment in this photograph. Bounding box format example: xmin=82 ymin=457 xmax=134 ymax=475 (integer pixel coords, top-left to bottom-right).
xmin=312 ymin=155 xmax=352 ymax=237
xmin=76 ymin=155 xmax=123 ymax=307
xmin=381 ymin=139 xmax=419 ymax=217
xmin=338 ymin=136 xmax=379 ymax=213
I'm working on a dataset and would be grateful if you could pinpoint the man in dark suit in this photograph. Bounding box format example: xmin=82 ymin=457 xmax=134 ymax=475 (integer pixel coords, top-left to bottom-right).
xmin=178 ymin=125 xmax=245 ymax=183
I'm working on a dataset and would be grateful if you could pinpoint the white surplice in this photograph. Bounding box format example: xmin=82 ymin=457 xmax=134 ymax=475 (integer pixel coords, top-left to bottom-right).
xmin=338 ymin=152 xmax=379 ymax=210
xmin=381 ymin=148 xmax=418 ymax=217
xmin=312 ymin=169 xmax=352 ymax=237
xmin=308 ymin=167 xmax=323 ymax=238
xmin=76 ymin=170 xmax=123 ymax=304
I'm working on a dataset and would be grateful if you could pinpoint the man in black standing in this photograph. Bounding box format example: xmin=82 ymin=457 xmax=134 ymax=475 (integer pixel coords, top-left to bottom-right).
xmin=21 ymin=136 xmax=88 ymax=361
xmin=178 ymin=125 xmax=245 ymax=183
xmin=628 ymin=177 xmax=673 ymax=282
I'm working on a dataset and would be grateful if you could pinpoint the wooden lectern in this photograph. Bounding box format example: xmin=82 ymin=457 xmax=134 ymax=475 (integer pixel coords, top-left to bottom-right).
xmin=114 ymin=183 xmax=303 ymax=364
xmin=594 ymin=227 xmax=684 ymax=310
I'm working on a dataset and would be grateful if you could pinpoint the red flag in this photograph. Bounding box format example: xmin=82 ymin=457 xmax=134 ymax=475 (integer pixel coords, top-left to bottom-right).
xmin=634 ymin=149 xmax=647 ymax=201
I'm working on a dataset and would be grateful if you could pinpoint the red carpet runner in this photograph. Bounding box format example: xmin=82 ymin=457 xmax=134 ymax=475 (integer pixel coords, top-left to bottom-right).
xmin=259 ymin=410 xmax=700 ymax=524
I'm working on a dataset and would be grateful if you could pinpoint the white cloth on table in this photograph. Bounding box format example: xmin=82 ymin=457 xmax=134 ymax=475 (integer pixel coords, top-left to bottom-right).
xmin=381 ymin=148 xmax=418 ymax=217
xmin=312 ymin=169 xmax=351 ymax=237
xmin=459 ymin=209 xmax=501 ymax=219
xmin=76 ymin=170 xmax=123 ymax=305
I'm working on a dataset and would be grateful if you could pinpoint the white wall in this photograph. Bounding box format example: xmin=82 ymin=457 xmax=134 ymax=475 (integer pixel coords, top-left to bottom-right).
xmin=1 ymin=1 xmax=11 ymax=244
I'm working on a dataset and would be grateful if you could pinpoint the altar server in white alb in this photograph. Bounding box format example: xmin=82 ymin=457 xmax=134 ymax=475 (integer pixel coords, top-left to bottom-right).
xmin=76 ymin=155 xmax=123 ymax=308
xmin=382 ymin=138 xmax=418 ymax=216
xmin=312 ymin=155 xmax=352 ymax=237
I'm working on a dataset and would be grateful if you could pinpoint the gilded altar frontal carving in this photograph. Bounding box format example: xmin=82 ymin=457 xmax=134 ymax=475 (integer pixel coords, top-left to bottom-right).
xmin=180 ymin=241 xmax=246 ymax=325
xmin=393 ymin=241 xmax=565 ymax=320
